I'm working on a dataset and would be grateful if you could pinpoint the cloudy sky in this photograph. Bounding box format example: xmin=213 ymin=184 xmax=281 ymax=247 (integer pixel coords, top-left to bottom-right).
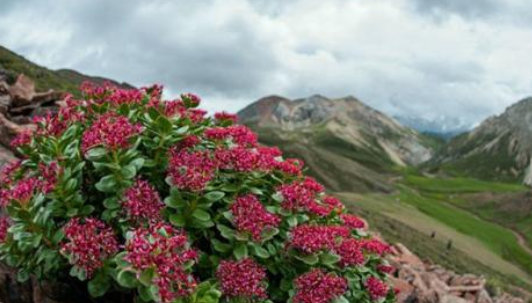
xmin=1 ymin=0 xmax=531 ymax=127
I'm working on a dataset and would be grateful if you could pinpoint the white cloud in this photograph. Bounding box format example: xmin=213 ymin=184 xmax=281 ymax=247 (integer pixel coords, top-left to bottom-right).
xmin=0 ymin=0 xmax=531 ymax=125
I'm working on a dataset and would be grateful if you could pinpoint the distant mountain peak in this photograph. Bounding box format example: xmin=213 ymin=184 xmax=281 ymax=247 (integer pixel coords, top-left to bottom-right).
xmin=239 ymin=94 xmax=436 ymax=171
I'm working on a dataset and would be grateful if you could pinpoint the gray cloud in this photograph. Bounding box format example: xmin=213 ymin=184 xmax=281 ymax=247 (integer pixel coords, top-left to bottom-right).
xmin=0 ymin=0 xmax=531 ymax=126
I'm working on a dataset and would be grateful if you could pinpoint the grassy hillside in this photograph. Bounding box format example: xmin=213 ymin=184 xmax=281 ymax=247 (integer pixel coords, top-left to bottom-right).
xmin=341 ymin=193 xmax=532 ymax=292
xmin=252 ymin=126 xmax=395 ymax=193
xmin=0 ymin=45 xmax=132 ymax=95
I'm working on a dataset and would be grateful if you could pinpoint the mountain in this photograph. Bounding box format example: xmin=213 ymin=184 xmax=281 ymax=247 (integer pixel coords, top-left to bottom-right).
xmin=238 ymin=94 xmax=436 ymax=192
xmin=430 ymin=97 xmax=532 ymax=185
xmin=394 ymin=115 xmax=472 ymax=140
xmin=0 ymin=44 xmax=133 ymax=95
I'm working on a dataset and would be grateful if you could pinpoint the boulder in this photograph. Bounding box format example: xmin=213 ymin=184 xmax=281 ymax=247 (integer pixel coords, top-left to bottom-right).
xmin=8 ymin=74 xmax=36 ymax=106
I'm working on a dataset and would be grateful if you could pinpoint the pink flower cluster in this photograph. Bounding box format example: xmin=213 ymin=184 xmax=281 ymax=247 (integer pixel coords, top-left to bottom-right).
xmin=276 ymin=158 xmax=305 ymax=175
xmin=293 ymin=269 xmax=347 ymax=303
xmin=177 ymin=135 xmax=201 ymax=150
xmin=61 ymin=218 xmax=119 ymax=277
xmin=361 ymin=238 xmax=391 ymax=256
xmin=215 ymin=146 xmax=284 ymax=173
xmin=34 ymin=97 xmax=84 ymax=137
xmin=279 ymin=178 xmax=340 ymax=216
xmin=181 ymin=93 xmax=201 ymax=108
xmin=81 ymin=113 xmax=142 ymax=152
xmin=0 ymin=177 xmax=40 ymax=206
xmin=204 ymin=125 xmax=257 ymax=147
xmin=122 ymin=179 xmax=164 ymax=222
xmin=164 ymin=99 xmax=206 ymax=123
xmin=214 ymin=111 xmax=238 ymax=124
xmin=10 ymin=129 xmax=33 ymax=148
xmin=340 ymin=214 xmax=366 ymax=230
xmin=0 ymin=160 xmax=22 ymax=186
xmin=168 ymin=149 xmax=217 ymax=192
xmin=125 ymin=223 xmax=198 ymax=303
xmin=289 ymin=225 xmax=349 ymax=254
xmin=216 ymin=258 xmax=267 ymax=300
xmin=335 ymin=238 xmax=365 ymax=267
xmin=0 ymin=217 xmax=10 ymax=243
xmin=39 ymin=162 xmax=61 ymax=194
xmin=230 ymin=194 xmax=280 ymax=241
xmin=365 ymin=277 xmax=389 ymax=300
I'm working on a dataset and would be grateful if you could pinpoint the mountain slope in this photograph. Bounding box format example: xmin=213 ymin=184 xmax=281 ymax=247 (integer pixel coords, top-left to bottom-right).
xmin=0 ymin=45 xmax=133 ymax=95
xmin=239 ymin=94 xmax=435 ymax=192
xmin=431 ymin=97 xmax=532 ymax=185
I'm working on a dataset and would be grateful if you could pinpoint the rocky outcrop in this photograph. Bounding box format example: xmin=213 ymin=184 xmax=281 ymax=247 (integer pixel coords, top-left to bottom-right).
xmin=0 ymin=74 xmax=63 ymax=165
xmin=389 ymin=243 xmax=527 ymax=303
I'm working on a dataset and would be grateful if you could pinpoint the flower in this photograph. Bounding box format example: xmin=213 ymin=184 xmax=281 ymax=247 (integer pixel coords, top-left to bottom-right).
xmin=293 ymin=269 xmax=347 ymax=303
xmin=377 ymin=264 xmax=395 ymax=275
xmin=125 ymin=223 xmax=198 ymax=303
xmin=123 ymin=179 xmax=164 ymax=222
xmin=365 ymin=277 xmax=389 ymax=301
xmin=204 ymin=126 xmax=257 ymax=147
xmin=215 ymin=147 xmax=257 ymax=172
xmin=278 ymin=179 xmax=333 ymax=216
xmin=0 ymin=160 xmax=22 ymax=186
xmin=81 ymin=113 xmax=142 ymax=152
xmin=214 ymin=111 xmax=238 ymax=124
xmin=177 ymin=135 xmax=200 ymax=150
xmin=168 ymin=149 xmax=217 ymax=191
xmin=61 ymin=218 xmax=119 ymax=278
xmin=1 ymin=177 xmax=41 ymax=206
xmin=34 ymin=97 xmax=84 ymax=137
xmin=275 ymin=158 xmax=304 ymax=175
xmin=181 ymin=93 xmax=201 ymax=108
xmin=10 ymin=129 xmax=33 ymax=148
xmin=361 ymin=238 xmax=391 ymax=256
xmin=0 ymin=217 xmax=10 ymax=243
xmin=340 ymin=214 xmax=366 ymax=230
xmin=335 ymin=238 xmax=365 ymax=267
xmin=289 ymin=225 xmax=349 ymax=254
xmin=39 ymin=162 xmax=61 ymax=194
xmin=230 ymin=194 xmax=280 ymax=241
xmin=216 ymin=258 xmax=267 ymax=300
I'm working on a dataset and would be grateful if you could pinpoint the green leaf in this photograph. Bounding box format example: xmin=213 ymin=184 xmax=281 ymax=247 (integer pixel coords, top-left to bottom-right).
xmin=121 ymin=164 xmax=136 ymax=179
xmin=261 ymin=227 xmax=279 ymax=242
xmin=88 ymin=273 xmax=110 ymax=297
xmin=233 ymin=243 xmax=248 ymax=260
xmin=130 ymin=157 xmax=145 ymax=171
xmin=176 ymin=125 xmax=189 ymax=135
xmin=115 ymin=252 xmax=130 ymax=268
xmin=320 ymin=252 xmax=341 ymax=266
xmin=216 ymin=224 xmax=235 ymax=240
xmin=295 ymin=254 xmax=319 ymax=265
xmin=211 ymin=239 xmax=231 ymax=253
xmin=103 ymin=197 xmax=120 ymax=210
xmin=251 ymin=244 xmax=270 ymax=259
xmin=86 ymin=147 xmax=107 ymax=160
xmin=139 ymin=268 xmax=154 ymax=286
xmin=192 ymin=209 xmax=211 ymax=221
xmin=205 ymin=191 xmax=225 ymax=202
xmin=81 ymin=205 xmax=95 ymax=215
xmin=333 ymin=295 xmax=349 ymax=303
xmin=272 ymin=192 xmax=283 ymax=203
xmin=17 ymin=269 xmax=29 ymax=282
xmin=95 ymin=175 xmax=117 ymax=193
xmin=169 ymin=213 xmax=186 ymax=227
xmin=157 ymin=116 xmax=173 ymax=133
xmin=117 ymin=270 xmax=137 ymax=288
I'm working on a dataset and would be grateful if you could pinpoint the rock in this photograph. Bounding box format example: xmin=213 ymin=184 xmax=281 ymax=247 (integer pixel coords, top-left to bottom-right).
xmin=9 ymin=74 xmax=36 ymax=106
xmin=0 ymin=94 xmax=12 ymax=115
xmin=477 ymin=290 xmax=494 ymax=303
xmin=440 ymin=294 xmax=470 ymax=303
xmin=0 ymin=145 xmax=15 ymax=167
xmin=391 ymin=243 xmax=425 ymax=270
xmin=0 ymin=112 xmax=36 ymax=147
